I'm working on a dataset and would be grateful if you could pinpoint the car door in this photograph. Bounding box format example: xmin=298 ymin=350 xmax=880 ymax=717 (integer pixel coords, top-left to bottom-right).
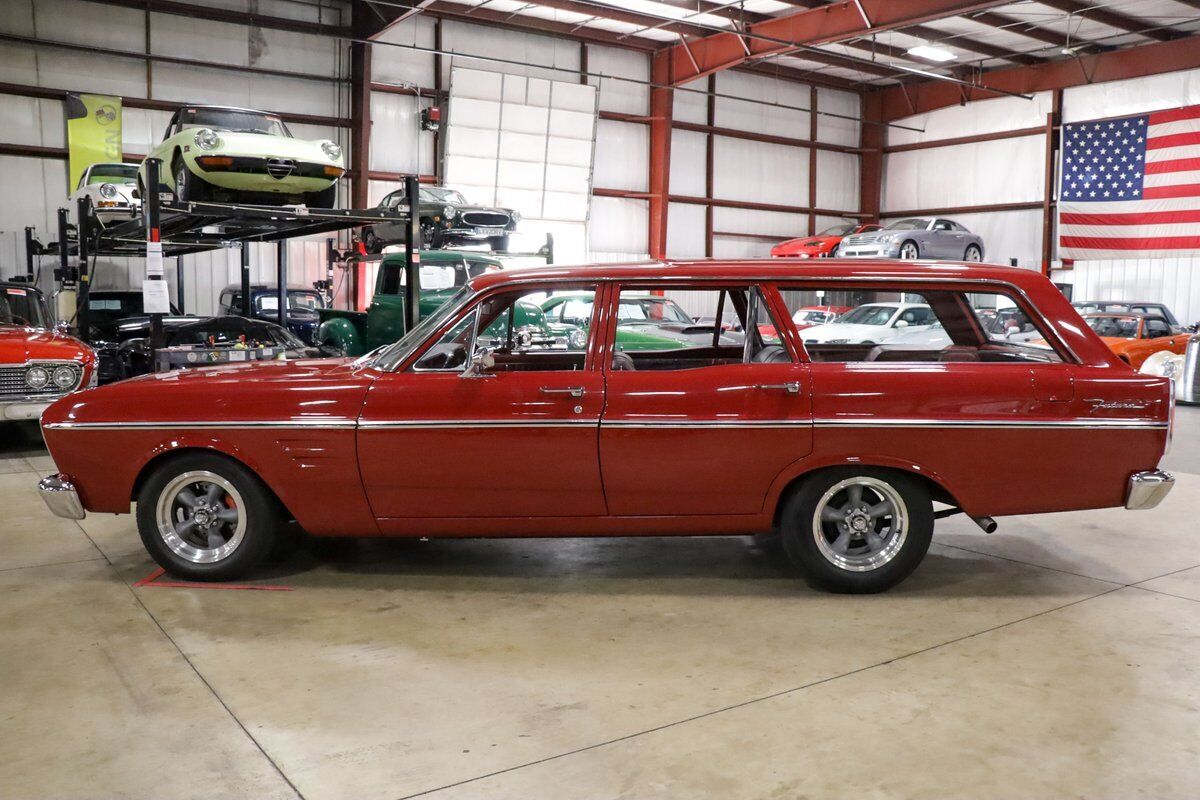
xmin=356 ymin=282 xmax=607 ymax=521
xmin=930 ymin=219 xmax=957 ymax=258
xmin=598 ymin=283 xmax=813 ymax=516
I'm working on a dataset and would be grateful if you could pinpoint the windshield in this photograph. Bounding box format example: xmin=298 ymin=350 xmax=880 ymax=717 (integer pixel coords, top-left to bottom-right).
xmin=419 ymin=187 xmax=468 ymax=205
xmin=817 ymin=224 xmax=855 ymax=237
xmin=836 ymin=304 xmax=896 ymax=326
xmin=372 ymin=285 xmax=475 ymax=371
xmin=795 ymin=309 xmax=834 ymax=324
xmin=616 ymin=298 xmax=693 ymax=324
xmin=1086 ymin=315 xmax=1140 ymax=338
xmin=88 ymin=164 xmax=137 ymax=184
xmin=180 ymin=108 xmax=290 ymax=137
xmin=256 ymin=292 xmax=326 ymax=313
xmin=884 ymin=218 xmax=928 ymax=231
xmin=0 ymin=288 xmax=48 ymax=328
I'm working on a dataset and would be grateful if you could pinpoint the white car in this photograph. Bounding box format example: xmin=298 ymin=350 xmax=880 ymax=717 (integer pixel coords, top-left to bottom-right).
xmin=801 ymin=302 xmax=936 ymax=345
xmin=69 ymin=163 xmax=141 ymax=224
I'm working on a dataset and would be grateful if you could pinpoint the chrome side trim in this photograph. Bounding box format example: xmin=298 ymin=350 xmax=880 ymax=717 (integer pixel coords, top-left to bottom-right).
xmin=43 ymin=419 xmax=358 ymax=430
xmin=604 ymin=420 xmax=810 ymax=428
xmin=813 ymin=418 xmax=1168 ymax=430
xmin=359 ymin=419 xmax=597 ymax=429
xmin=1126 ymin=469 xmax=1174 ymax=510
xmin=38 ymin=473 xmax=85 ymax=520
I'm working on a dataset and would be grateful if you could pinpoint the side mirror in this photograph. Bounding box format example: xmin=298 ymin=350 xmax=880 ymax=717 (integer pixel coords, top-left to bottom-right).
xmin=895 ymin=319 xmax=909 ymax=328
xmin=460 ymin=347 xmax=495 ymax=379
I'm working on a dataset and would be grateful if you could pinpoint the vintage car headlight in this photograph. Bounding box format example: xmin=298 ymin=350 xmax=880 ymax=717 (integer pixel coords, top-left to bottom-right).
xmin=52 ymin=365 xmax=78 ymax=390
xmin=322 ymin=141 xmax=343 ymax=161
xmin=443 ymin=205 xmax=456 ymax=219
xmin=510 ymin=209 xmax=521 ymax=223
xmin=568 ymin=328 xmax=587 ymax=350
xmin=25 ymin=365 xmax=50 ymax=390
xmin=194 ymin=128 xmax=220 ymax=150
xmin=98 ymin=183 xmax=118 ymax=199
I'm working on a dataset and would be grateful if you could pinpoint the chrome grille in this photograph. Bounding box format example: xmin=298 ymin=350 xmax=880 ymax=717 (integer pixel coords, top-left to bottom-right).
xmin=266 ymin=159 xmax=295 ymax=180
xmin=461 ymin=211 xmax=509 ymax=227
xmin=844 ymin=235 xmax=874 ymax=245
xmin=0 ymin=363 xmax=81 ymax=400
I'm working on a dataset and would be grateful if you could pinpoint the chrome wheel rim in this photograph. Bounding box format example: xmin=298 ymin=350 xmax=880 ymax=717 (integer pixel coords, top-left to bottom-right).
xmin=812 ymin=477 xmax=908 ymax=572
xmin=965 ymin=247 xmax=981 ymax=261
xmin=155 ymin=471 xmax=246 ymax=564
xmin=900 ymin=243 xmax=919 ymax=259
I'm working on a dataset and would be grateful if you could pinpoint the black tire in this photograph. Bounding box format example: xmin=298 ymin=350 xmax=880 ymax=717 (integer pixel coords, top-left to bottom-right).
xmin=419 ymin=221 xmax=443 ymax=250
xmin=172 ymin=157 xmax=206 ymax=203
xmin=964 ymin=244 xmax=982 ymax=262
xmin=306 ymin=183 xmax=337 ymax=209
xmin=779 ymin=467 xmax=934 ymax=593
xmin=488 ymin=234 xmax=510 ymax=252
xmin=135 ymin=452 xmax=280 ymax=581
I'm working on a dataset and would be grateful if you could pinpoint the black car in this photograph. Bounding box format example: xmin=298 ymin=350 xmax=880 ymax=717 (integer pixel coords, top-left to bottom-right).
xmin=85 ymin=289 xmax=183 ymax=342
xmin=363 ymin=186 xmax=519 ymax=253
xmin=108 ymin=315 xmax=323 ymax=380
xmin=217 ymin=283 xmax=327 ymax=345
xmin=1072 ymin=300 xmax=1184 ymax=332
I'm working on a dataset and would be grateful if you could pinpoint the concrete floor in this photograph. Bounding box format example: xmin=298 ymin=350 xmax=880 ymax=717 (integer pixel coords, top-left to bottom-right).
xmin=2 ymin=412 xmax=1200 ymax=800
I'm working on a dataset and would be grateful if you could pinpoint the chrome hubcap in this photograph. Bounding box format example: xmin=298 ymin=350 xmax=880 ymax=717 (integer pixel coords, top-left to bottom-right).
xmin=812 ymin=477 xmax=908 ymax=572
xmin=155 ymin=470 xmax=246 ymax=564
xmin=900 ymin=243 xmax=918 ymax=259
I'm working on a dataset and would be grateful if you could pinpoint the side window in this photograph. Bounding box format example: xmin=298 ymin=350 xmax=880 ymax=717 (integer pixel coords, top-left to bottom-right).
xmin=1145 ymin=319 xmax=1170 ymax=338
xmin=610 ymin=285 xmax=787 ymax=371
xmin=412 ymin=286 xmax=596 ymax=373
xmin=934 ymin=220 xmax=953 ymax=231
xmin=777 ymin=285 xmax=1063 ymax=364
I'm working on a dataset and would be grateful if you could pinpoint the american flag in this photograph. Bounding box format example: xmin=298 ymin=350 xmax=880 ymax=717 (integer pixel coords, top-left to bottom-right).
xmin=1058 ymin=105 xmax=1200 ymax=259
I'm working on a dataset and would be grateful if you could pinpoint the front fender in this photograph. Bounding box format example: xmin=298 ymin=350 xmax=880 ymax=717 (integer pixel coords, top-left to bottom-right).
xmin=316 ymin=317 xmax=365 ymax=357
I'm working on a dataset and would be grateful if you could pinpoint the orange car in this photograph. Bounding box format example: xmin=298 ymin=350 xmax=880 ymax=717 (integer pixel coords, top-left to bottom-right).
xmin=1083 ymin=313 xmax=1189 ymax=369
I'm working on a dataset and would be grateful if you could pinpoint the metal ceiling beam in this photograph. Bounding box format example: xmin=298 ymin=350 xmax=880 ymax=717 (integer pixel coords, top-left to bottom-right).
xmin=899 ymin=22 xmax=1045 ymax=64
xmin=660 ymin=0 xmax=1019 ymax=86
xmin=1035 ymin=0 xmax=1183 ymax=42
xmin=876 ymin=31 xmax=1200 ymax=121
xmin=86 ymin=0 xmax=350 ymax=37
xmin=969 ymin=10 xmax=1080 ymax=48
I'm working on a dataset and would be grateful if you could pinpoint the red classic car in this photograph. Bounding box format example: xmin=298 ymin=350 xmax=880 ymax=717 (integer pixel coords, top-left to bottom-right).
xmin=772 ymin=224 xmax=882 ymax=258
xmin=1 ymin=281 xmax=96 ymax=422
xmin=38 ymin=261 xmax=1174 ymax=593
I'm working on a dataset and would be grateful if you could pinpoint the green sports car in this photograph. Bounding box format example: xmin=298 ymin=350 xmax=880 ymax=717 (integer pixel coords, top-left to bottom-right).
xmin=138 ymin=105 xmax=345 ymax=207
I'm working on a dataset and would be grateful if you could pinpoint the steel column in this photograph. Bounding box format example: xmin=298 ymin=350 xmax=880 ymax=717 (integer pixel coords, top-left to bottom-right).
xmin=143 ymin=158 xmax=163 ymax=353
xmin=859 ymin=92 xmax=883 ymax=224
xmin=1041 ymin=89 xmax=1063 ymax=277
xmin=76 ymin=197 xmax=91 ymax=340
xmin=350 ymin=40 xmax=373 ymax=211
xmin=704 ymin=75 xmax=714 ymax=259
xmin=24 ymin=227 xmax=35 ymax=280
xmin=240 ymin=243 xmax=252 ymax=317
xmin=277 ymin=241 xmax=288 ymax=333
xmin=808 ymin=84 xmax=818 ymax=236
xmin=176 ymin=255 xmax=185 ymax=313
xmin=404 ymin=174 xmax=421 ymax=329
xmin=648 ymin=49 xmax=673 ymax=259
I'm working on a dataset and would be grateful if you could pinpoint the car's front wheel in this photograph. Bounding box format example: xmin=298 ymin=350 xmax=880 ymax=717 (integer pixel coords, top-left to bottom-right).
xmin=305 ymin=184 xmax=337 ymax=209
xmin=899 ymin=241 xmax=919 ymax=259
xmin=488 ymin=234 xmax=510 ymax=252
xmin=780 ymin=468 xmax=933 ymax=593
xmin=173 ymin=158 xmax=206 ymax=203
xmin=136 ymin=453 xmax=279 ymax=581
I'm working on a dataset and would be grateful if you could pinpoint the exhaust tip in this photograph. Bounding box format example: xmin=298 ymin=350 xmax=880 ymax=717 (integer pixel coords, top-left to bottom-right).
xmin=971 ymin=515 xmax=997 ymax=534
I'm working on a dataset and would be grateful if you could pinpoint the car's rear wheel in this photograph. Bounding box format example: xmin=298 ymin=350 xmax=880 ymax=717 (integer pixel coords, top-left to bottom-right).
xmin=899 ymin=241 xmax=919 ymax=259
xmin=964 ymin=244 xmax=982 ymax=261
xmin=136 ymin=453 xmax=279 ymax=581
xmin=420 ymin=221 xmax=443 ymax=249
xmin=780 ymin=468 xmax=933 ymax=593
xmin=362 ymin=228 xmax=383 ymax=254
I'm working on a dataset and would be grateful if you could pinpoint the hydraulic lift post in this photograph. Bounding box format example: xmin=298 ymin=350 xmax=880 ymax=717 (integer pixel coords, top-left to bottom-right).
xmin=276 ymin=241 xmax=288 ymax=333
xmin=403 ymin=174 xmax=421 ymax=329
xmin=176 ymin=255 xmax=185 ymax=314
xmin=240 ymin=243 xmax=252 ymax=318
xmin=76 ymin=197 xmax=90 ymax=339
xmin=24 ymin=227 xmax=35 ymax=281
xmin=144 ymin=158 xmax=165 ymax=353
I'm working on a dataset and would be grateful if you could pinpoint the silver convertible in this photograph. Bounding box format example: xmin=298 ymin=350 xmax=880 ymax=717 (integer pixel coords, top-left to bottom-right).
xmin=835 ymin=217 xmax=985 ymax=261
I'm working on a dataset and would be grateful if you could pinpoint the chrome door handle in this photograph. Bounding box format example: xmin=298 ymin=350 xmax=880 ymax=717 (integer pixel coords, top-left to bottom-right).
xmin=540 ymin=386 xmax=586 ymax=398
xmin=754 ymin=381 xmax=801 ymax=394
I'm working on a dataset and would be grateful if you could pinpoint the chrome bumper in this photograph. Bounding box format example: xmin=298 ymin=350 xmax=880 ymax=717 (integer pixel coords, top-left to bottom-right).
xmin=1126 ymin=470 xmax=1175 ymax=510
xmin=0 ymin=399 xmax=53 ymax=421
xmin=38 ymin=473 xmax=86 ymax=520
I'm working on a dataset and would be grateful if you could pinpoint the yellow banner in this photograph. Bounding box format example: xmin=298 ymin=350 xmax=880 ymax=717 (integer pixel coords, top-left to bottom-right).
xmin=64 ymin=93 xmax=122 ymax=192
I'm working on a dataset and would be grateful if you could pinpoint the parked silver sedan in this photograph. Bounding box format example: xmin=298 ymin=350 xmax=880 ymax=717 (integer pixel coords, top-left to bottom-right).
xmin=835 ymin=217 xmax=985 ymax=261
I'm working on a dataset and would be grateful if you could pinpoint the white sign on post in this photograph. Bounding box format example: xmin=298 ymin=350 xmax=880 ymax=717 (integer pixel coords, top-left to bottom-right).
xmin=142 ymin=279 xmax=170 ymax=314
xmin=145 ymin=241 xmax=164 ymax=277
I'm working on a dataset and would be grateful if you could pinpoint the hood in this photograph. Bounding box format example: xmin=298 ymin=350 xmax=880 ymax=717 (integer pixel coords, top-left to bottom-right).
xmin=801 ymin=322 xmax=892 ymax=342
xmin=44 ymin=357 xmax=371 ymax=428
xmin=772 ymin=236 xmax=836 ymax=256
xmin=842 ymin=230 xmax=906 ymax=246
xmin=0 ymin=325 xmax=93 ymax=362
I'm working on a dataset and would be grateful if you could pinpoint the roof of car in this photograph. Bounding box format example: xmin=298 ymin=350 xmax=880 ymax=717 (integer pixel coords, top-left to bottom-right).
xmin=178 ymin=105 xmax=275 ymax=115
xmin=469 ymin=259 xmax=1045 ymax=294
xmin=219 ymin=283 xmax=319 ymax=292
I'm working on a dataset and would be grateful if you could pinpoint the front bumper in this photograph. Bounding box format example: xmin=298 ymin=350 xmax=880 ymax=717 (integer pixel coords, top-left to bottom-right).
xmin=192 ymin=155 xmax=342 ymax=193
xmin=837 ymin=244 xmax=901 ymax=258
xmin=0 ymin=398 xmax=53 ymax=421
xmin=1126 ymin=469 xmax=1175 ymax=510
xmin=442 ymin=225 xmax=513 ymax=240
xmin=38 ymin=473 xmax=85 ymax=520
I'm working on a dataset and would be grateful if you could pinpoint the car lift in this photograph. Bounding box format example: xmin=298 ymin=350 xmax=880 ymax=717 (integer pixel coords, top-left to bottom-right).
xmin=44 ymin=163 xmax=423 ymax=357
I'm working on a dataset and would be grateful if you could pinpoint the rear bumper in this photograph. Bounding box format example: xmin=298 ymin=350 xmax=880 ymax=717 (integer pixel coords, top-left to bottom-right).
xmin=1126 ymin=469 xmax=1175 ymax=510
xmin=38 ymin=473 xmax=86 ymax=520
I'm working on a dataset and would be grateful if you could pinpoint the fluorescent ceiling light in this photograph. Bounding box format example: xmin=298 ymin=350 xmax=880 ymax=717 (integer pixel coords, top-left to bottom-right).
xmin=906 ymin=44 xmax=957 ymax=62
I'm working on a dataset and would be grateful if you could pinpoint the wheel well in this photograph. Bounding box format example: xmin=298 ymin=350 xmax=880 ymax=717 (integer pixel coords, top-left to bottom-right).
xmin=772 ymin=465 xmax=958 ymax=529
xmin=1118 ymin=354 xmax=1131 ymax=364
xmin=901 ymin=239 xmax=918 ymax=255
xmin=131 ymin=448 xmax=294 ymax=519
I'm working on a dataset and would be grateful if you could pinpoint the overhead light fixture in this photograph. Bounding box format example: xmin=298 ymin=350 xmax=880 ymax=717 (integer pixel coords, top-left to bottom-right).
xmin=906 ymin=44 xmax=957 ymax=62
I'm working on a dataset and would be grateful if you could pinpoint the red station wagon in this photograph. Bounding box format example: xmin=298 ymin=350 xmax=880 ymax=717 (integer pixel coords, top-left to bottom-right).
xmin=37 ymin=261 xmax=1175 ymax=593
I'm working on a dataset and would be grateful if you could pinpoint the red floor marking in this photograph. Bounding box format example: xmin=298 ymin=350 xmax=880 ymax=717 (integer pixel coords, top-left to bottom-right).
xmin=132 ymin=566 xmax=294 ymax=591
